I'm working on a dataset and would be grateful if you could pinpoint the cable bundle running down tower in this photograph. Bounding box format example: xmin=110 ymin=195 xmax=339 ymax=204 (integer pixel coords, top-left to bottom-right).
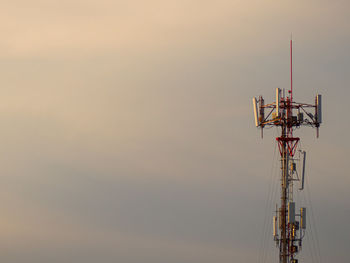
xmin=252 ymin=40 xmax=322 ymax=263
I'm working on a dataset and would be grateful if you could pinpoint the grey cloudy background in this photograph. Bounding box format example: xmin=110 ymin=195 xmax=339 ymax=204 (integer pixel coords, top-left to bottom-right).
xmin=0 ymin=0 xmax=349 ymax=262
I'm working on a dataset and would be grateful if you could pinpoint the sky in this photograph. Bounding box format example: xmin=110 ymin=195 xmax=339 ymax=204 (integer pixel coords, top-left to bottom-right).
xmin=0 ymin=0 xmax=349 ymax=262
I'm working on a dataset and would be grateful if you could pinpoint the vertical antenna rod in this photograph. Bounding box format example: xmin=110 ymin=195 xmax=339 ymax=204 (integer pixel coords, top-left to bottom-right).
xmin=290 ymin=38 xmax=293 ymax=101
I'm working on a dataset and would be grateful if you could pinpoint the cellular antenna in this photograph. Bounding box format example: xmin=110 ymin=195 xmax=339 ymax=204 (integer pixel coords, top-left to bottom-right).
xmin=252 ymin=42 xmax=322 ymax=263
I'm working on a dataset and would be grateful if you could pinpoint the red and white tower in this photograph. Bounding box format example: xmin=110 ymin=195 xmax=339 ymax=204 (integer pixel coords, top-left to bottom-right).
xmin=253 ymin=40 xmax=322 ymax=263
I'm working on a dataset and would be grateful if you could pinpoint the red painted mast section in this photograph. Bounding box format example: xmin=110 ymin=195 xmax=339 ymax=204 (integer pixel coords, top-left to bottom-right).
xmin=290 ymin=39 xmax=293 ymax=102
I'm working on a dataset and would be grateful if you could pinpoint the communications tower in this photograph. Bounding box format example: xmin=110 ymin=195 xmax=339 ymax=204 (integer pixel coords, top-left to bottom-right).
xmin=252 ymin=40 xmax=322 ymax=263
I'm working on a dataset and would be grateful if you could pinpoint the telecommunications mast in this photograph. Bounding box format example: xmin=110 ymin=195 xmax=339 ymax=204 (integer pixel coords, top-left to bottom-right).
xmin=252 ymin=40 xmax=322 ymax=263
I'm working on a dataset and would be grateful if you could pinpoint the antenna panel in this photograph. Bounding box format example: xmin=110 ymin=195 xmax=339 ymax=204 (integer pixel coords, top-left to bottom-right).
xmin=253 ymin=97 xmax=259 ymax=127
xmin=276 ymin=88 xmax=281 ymax=116
xmin=288 ymin=202 xmax=295 ymax=223
xmin=273 ymin=216 xmax=277 ymax=236
xmin=300 ymin=207 xmax=306 ymax=229
xmin=316 ymin=94 xmax=322 ymax=123
xmin=300 ymin=151 xmax=306 ymax=190
xmin=259 ymin=96 xmax=265 ymax=124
